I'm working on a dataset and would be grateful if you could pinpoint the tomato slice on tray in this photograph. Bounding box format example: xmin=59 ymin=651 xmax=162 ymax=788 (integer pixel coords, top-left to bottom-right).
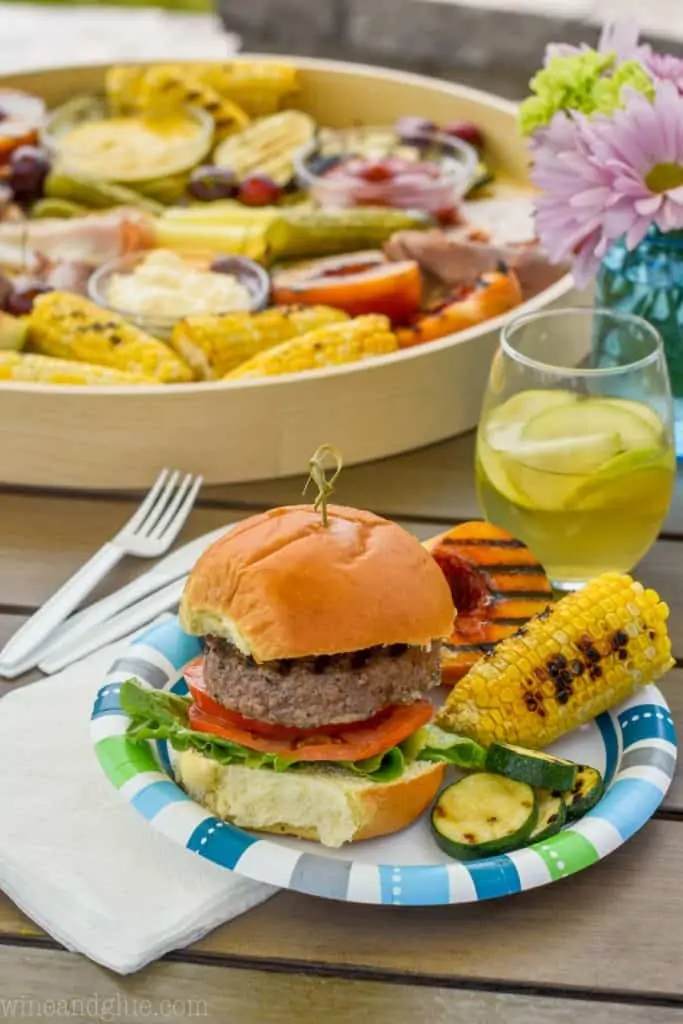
xmin=184 ymin=658 xmax=433 ymax=761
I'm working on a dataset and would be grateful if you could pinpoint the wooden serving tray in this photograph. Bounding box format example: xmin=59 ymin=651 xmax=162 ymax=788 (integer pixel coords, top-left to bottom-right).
xmin=0 ymin=56 xmax=574 ymax=490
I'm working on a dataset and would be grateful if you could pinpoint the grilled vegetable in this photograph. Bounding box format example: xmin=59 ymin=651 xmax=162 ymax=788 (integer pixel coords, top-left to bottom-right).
xmin=424 ymin=520 xmax=554 ymax=685
xmin=272 ymin=251 xmax=422 ymax=323
xmin=0 ymin=312 xmax=27 ymax=351
xmin=134 ymin=65 xmax=250 ymax=140
xmin=0 ymin=351 xmax=156 ymax=385
xmin=30 ymin=197 xmax=88 ymax=219
xmin=189 ymin=63 xmax=300 ymax=117
xmin=225 ymin=314 xmax=397 ymax=380
xmin=485 ymin=743 xmax=577 ymax=791
xmin=564 ymin=765 xmax=604 ymax=820
xmin=266 ymin=206 xmax=431 ymax=261
xmin=213 ymin=111 xmax=315 ymax=186
xmin=151 ymin=220 xmax=268 ymax=261
xmin=133 ymin=171 xmax=190 ymax=206
xmin=396 ymin=268 xmax=523 ymax=347
xmin=528 ymin=788 xmax=566 ymax=842
xmin=106 ymin=63 xmax=299 ymax=120
xmin=436 ymin=573 xmax=674 ymax=748
xmin=53 ymin=109 xmax=213 ymax=183
xmin=171 ymin=305 xmax=348 ymax=380
xmin=28 ymin=292 xmax=193 ymax=383
xmin=161 ymin=200 xmax=281 ymax=227
xmin=44 ymin=171 xmax=165 ymax=215
xmin=431 ymin=773 xmax=537 ymax=860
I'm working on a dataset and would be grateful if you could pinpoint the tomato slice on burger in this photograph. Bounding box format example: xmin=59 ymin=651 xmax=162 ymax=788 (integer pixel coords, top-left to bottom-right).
xmin=184 ymin=658 xmax=433 ymax=761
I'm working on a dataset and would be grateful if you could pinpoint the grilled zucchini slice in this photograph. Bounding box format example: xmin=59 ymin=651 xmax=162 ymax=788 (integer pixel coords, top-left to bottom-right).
xmin=431 ymin=773 xmax=537 ymax=860
xmin=485 ymin=743 xmax=577 ymax=791
xmin=564 ymin=765 xmax=604 ymax=820
xmin=528 ymin=788 xmax=566 ymax=842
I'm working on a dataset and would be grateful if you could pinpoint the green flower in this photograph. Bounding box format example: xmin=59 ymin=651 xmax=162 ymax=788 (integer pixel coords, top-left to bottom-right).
xmin=592 ymin=59 xmax=655 ymax=115
xmin=519 ymin=50 xmax=654 ymax=135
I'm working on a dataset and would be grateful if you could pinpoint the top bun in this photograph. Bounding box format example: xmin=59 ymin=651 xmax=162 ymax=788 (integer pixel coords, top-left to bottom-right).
xmin=179 ymin=504 xmax=454 ymax=662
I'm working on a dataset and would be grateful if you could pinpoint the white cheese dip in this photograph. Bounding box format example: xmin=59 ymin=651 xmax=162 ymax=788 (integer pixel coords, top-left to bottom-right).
xmin=107 ymin=250 xmax=252 ymax=319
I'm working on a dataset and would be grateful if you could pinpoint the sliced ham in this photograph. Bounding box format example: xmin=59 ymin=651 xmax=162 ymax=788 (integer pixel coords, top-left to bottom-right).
xmin=384 ymin=228 xmax=569 ymax=302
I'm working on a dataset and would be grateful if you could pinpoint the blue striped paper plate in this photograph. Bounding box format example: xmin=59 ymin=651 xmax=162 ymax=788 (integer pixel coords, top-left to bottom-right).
xmin=91 ymin=615 xmax=677 ymax=906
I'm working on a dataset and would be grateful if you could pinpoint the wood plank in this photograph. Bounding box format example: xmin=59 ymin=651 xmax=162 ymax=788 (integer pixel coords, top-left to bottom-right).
xmin=0 ymin=949 xmax=676 ymax=1024
xmin=3 ymin=822 xmax=682 ymax=998
xmin=0 ymin=495 xmax=251 ymax=611
xmin=4 ymin=492 xmax=683 ymax=658
xmin=190 ymin=820 xmax=683 ymax=998
xmin=0 ymin=494 xmax=442 ymax=610
xmin=202 ymin=432 xmax=683 ymax=536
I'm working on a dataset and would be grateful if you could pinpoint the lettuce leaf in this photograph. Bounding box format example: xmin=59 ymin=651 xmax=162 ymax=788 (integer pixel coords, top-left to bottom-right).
xmin=119 ymin=681 xmax=485 ymax=784
xmin=418 ymin=724 xmax=487 ymax=770
xmin=119 ymin=680 xmax=406 ymax=782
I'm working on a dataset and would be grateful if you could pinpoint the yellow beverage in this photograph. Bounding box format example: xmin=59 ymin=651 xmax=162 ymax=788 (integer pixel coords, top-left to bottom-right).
xmin=476 ymin=390 xmax=675 ymax=587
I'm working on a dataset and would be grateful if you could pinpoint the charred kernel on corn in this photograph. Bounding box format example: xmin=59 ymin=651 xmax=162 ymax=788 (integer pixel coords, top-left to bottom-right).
xmin=224 ymin=314 xmax=397 ymax=380
xmin=27 ymin=292 xmax=193 ymax=383
xmin=436 ymin=573 xmax=674 ymax=749
xmin=0 ymin=351 xmax=158 ymax=385
xmin=170 ymin=305 xmax=349 ymax=380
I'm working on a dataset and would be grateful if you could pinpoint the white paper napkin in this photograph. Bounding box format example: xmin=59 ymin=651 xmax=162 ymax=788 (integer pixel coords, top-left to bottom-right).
xmin=0 ymin=641 xmax=276 ymax=975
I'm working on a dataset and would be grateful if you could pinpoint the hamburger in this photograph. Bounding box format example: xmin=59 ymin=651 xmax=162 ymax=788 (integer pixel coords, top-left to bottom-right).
xmin=121 ymin=503 xmax=460 ymax=848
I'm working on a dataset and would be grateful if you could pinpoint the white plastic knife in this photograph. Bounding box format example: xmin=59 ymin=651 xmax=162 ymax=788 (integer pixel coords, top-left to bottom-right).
xmin=7 ymin=524 xmax=232 ymax=678
xmin=38 ymin=577 xmax=188 ymax=674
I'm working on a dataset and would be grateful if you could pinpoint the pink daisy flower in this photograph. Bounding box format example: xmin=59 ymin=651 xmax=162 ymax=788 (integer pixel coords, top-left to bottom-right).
xmin=646 ymin=53 xmax=683 ymax=93
xmin=587 ymin=80 xmax=683 ymax=249
xmin=530 ymin=113 xmax=617 ymax=285
xmin=531 ymin=81 xmax=683 ymax=286
xmin=544 ymin=18 xmax=647 ymax=66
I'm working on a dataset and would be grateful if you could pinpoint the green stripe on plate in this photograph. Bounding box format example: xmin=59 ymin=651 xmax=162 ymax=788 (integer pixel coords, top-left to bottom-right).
xmin=95 ymin=735 xmax=158 ymax=788
xmin=533 ymin=829 xmax=600 ymax=881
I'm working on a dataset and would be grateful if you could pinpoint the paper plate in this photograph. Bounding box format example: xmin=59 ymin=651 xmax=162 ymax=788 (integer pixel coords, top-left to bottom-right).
xmin=91 ymin=616 xmax=677 ymax=906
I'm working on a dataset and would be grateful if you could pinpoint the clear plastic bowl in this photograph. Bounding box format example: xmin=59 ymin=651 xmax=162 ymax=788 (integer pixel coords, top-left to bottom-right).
xmin=293 ymin=124 xmax=478 ymax=216
xmin=88 ymin=250 xmax=271 ymax=340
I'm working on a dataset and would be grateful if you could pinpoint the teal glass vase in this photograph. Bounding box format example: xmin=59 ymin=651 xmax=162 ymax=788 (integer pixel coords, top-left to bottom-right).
xmin=596 ymin=226 xmax=683 ymax=458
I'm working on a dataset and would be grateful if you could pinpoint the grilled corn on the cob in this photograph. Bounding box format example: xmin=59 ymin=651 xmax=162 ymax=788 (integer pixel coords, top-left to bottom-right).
xmin=436 ymin=573 xmax=674 ymax=748
xmin=28 ymin=292 xmax=193 ymax=384
xmin=171 ymin=305 xmax=349 ymax=380
xmin=225 ymin=314 xmax=397 ymax=379
xmin=0 ymin=351 xmax=157 ymax=385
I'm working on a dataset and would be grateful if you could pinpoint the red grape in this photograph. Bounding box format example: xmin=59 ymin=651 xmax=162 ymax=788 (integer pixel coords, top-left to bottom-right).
xmin=395 ymin=116 xmax=436 ymax=145
xmin=238 ymin=175 xmax=282 ymax=207
xmin=4 ymin=280 xmax=53 ymax=316
xmin=8 ymin=145 xmax=50 ymax=203
xmin=442 ymin=122 xmax=485 ymax=151
xmin=188 ymin=166 xmax=238 ymax=202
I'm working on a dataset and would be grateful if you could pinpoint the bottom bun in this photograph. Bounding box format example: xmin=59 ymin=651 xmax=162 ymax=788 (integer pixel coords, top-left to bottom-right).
xmin=173 ymin=750 xmax=445 ymax=848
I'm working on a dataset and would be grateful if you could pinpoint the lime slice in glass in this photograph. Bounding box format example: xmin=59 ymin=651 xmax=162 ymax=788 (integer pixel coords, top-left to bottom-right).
xmin=571 ymin=447 xmax=675 ymax=511
xmin=485 ymin=389 xmax=578 ymax=449
xmin=477 ymin=437 xmax=534 ymax=509
xmin=522 ymin=398 xmax=659 ymax=450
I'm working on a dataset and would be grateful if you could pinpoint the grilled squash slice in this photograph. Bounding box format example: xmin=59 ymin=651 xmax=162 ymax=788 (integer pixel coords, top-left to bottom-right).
xmin=423 ymin=520 xmax=554 ymax=686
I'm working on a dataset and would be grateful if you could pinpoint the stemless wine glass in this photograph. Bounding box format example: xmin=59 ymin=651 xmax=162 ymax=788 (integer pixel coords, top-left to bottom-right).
xmin=475 ymin=307 xmax=675 ymax=591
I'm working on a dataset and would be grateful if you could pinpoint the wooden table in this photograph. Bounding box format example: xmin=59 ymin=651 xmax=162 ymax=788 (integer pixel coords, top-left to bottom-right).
xmin=2 ymin=431 xmax=683 ymax=1023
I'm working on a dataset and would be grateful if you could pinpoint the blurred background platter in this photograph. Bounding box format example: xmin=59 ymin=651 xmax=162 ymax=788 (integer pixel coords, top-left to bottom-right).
xmin=0 ymin=56 xmax=574 ymax=490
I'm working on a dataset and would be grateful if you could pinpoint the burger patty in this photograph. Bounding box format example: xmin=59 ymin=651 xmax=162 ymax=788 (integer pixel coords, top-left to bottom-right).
xmin=203 ymin=637 xmax=442 ymax=729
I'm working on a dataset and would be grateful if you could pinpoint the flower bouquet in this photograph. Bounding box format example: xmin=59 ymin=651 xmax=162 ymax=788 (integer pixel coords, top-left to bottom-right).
xmin=521 ymin=21 xmax=683 ymax=447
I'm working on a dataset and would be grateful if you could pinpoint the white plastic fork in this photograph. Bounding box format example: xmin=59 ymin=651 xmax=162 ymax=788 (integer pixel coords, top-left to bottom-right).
xmin=0 ymin=468 xmax=203 ymax=677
